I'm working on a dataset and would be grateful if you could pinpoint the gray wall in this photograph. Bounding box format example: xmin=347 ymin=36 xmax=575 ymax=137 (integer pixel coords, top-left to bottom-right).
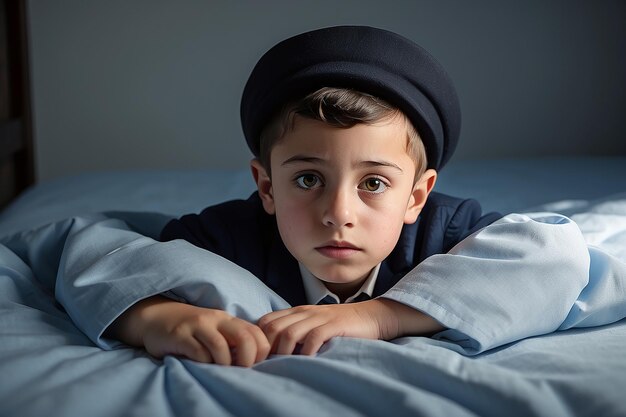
xmin=27 ymin=0 xmax=626 ymax=181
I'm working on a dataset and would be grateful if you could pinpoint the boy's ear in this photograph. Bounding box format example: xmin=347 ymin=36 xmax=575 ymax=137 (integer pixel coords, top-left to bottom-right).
xmin=250 ymin=159 xmax=276 ymax=215
xmin=404 ymin=169 xmax=437 ymax=224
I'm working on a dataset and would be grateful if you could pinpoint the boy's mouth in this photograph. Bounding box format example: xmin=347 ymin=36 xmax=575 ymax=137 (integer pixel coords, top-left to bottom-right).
xmin=315 ymin=241 xmax=361 ymax=259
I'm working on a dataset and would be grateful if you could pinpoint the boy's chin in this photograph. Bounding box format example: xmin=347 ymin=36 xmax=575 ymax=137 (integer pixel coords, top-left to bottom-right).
xmin=308 ymin=266 xmax=372 ymax=285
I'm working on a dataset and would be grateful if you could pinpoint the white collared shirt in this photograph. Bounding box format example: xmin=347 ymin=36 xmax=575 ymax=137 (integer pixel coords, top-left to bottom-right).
xmin=299 ymin=263 xmax=381 ymax=304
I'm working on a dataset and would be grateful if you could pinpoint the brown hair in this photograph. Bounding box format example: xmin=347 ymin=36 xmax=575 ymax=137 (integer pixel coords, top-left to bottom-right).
xmin=258 ymin=87 xmax=427 ymax=179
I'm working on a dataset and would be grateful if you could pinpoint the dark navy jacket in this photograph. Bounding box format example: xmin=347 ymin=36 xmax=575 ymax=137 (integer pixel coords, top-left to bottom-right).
xmin=160 ymin=192 xmax=501 ymax=307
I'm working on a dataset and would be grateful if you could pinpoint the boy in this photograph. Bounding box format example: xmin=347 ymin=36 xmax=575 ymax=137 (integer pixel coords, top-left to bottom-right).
xmin=103 ymin=26 xmax=500 ymax=367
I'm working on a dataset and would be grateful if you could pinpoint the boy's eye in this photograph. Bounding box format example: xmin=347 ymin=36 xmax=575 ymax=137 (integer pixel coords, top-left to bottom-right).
xmin=295 ymin=174 xmax=322 ymax=189
xmin=359 ymin=177 xmax=387 ymax=193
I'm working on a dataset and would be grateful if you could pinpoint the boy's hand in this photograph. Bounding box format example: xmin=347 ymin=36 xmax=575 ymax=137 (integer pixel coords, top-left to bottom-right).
xmin=106 ymin=296 xmax=270 ymax=367
xmin=257 ymin=298 xmax=443 ymax=356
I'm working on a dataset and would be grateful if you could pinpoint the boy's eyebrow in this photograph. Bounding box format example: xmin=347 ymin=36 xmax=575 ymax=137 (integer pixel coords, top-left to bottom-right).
xmin=281 ymin=155 xmax=403 ymax=172
xmin=357 ymin=160 xmax=404 ymax=172
xmin=281 ymin=155 xmax=324 ymax=166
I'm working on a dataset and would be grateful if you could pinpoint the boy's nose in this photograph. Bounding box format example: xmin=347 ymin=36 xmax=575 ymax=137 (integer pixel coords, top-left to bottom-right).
xmin=322 ymin=187 xmax=356 ymax=228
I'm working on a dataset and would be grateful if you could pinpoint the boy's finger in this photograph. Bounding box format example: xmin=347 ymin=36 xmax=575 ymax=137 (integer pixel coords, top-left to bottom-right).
xmin=226 ymin=328 xmax=260 ymax=367
xmin=274 ymin=318 xmax=326 ymax=355
xmin=251 ymin=326 xmax=271 ymax=363
xmin=259 ymin=313 xmax=310 ymax=351
xmin=257 ymin=308 xmax=297 ymax=327
xmin=194 ymin=330 xmax=232 ymax=366
xmin=299 ymin=325 xmax=335 ymax=356
xmin=174 ymin=338 xmax=214 ymax=363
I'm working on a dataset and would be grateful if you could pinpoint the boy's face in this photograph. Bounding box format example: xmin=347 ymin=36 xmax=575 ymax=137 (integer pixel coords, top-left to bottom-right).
xmin=251 ymin=116 xmax=436 ymax=296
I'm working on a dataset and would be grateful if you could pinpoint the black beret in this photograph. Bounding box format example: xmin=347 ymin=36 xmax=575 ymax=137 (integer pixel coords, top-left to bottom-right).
xmin=240 ymin=25 xmax=461 ymax=171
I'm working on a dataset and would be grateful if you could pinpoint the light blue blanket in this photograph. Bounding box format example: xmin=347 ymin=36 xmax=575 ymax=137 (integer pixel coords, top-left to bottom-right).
xmin=2 ymin=193 xmax=626 ymax=416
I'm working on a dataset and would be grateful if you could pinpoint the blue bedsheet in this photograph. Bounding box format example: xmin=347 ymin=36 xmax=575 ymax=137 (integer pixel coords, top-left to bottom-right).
xmin=0 ymin=203 xmax=625 ymax=416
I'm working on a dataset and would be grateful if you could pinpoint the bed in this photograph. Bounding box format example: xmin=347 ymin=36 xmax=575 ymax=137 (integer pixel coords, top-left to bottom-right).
xmin=1 ymin=156 xmax=626 ymax=417
xmin=3 ymin=3 xmax=626 ymax=415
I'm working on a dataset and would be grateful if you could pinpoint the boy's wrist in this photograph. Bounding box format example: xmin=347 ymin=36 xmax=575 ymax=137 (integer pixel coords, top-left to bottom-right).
xmin=105 ymin=295 xmax=171 ymax=347
xmin=369 ymin=298 xmax=444 ymax=340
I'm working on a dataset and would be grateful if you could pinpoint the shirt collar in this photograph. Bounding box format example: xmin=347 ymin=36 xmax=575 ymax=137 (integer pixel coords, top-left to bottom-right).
xmin=299 ymin=263 xmax=381 ymax=305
